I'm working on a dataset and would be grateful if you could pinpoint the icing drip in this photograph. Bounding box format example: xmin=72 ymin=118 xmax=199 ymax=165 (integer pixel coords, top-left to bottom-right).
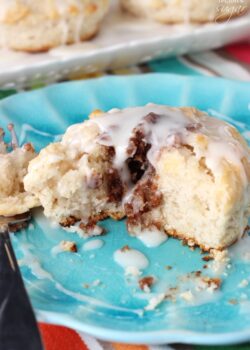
xmin=83 ymin=239 xmax=104 ymax=251
xmin=183 ymin=0 xmax=191 ymax=25
xmin=91 ymin=105 xmax=190 ymax=186
xmin=59 ymin=19 xmax=70 ymax=45
xmin=114 ymin=247 xmax=149 ymax=271
xmin=138 ymin=229 xmax=168 ymax=248
xmin=53 ymin=0 xmax=86 ymax=45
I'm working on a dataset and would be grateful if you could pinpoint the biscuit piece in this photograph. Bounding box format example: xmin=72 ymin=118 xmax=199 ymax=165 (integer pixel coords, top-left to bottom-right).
xmin=121 ymin=0 xmax=250 ymax=24
xmin=0 ymin=125 xmax=39 ymax=216
xmin=24 ymin=105 xmax=250 ymax=249
xmin=24 ymin=121 xmax=125 ymax=228
xmin=0 ymin=0 xmax=109 ymax=52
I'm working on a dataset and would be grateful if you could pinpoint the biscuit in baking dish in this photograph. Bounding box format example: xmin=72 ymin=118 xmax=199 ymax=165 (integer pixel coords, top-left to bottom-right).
xmin=24 ymin=105 xmax=250 ymax=250
xmin=0 ymin=0 xmax=109 ymax=52
xmin=0 ymin=125 xmax=39 ymax=216
xmin=121 ymin=0 xmax=250 ymax=23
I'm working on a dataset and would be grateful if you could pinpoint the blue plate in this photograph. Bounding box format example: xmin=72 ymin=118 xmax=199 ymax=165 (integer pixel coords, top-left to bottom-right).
xmin=0 ymin=74 xmax=249 ymax=345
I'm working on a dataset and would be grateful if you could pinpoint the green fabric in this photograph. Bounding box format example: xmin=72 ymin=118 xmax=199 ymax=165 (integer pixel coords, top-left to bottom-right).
xmin=149 ymin=57 xmax=203 ymax=76
xmin=195 ymin=345 xmax=250 ymax=350
xmin=0 ymin=89 xmax=16 ymax=100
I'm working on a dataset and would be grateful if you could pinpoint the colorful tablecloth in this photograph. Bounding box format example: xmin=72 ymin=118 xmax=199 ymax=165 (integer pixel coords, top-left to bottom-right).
xmin=0 ymin=42 xmax=249 ymax=350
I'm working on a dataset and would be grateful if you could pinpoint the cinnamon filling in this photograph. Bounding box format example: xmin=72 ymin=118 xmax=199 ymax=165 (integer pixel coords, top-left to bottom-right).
xmin=103 ymin=145 xmax=124 ymax=203
xmin=124 ymin=113 xmax=164 ymax=231
xmin=62 ymin=112 xmax=202 ymax=231
xmin=126 ymin=112 xmax=160 ymax=184
xmin=125 ymin=170 xmax=163 ymax=230
xmin=60 ymin=216 xmax=80 ymax=227
xmin=106 ymin=167 xmax=124 ymax=203
xmin=126 ymin=129 xmax=151 ymax=184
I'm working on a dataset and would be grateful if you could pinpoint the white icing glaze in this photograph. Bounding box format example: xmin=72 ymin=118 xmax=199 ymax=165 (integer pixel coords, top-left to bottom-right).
xmin=125 ymin=266 xmax=141 ymax=277
xmin=144 ymin=293 xmax=165 ymax=311
xmin=91 ymin=104 xmax=190 ymax=184
xmin=114 ymin=248 xmax=149 ymax=271
xmin=14 ymin=233 xmax=143 ymax=316
xmin=52 ymin=0 xmax=88 ymax=45
xmin=90 ymin=104 xmax=249 ymax=186
xmin=51 ymin=244 xmax=64 ymax=256
xmin=18 ymin=242 xmax=53 ymax=280
xmin=138 ymin=229 xmax=168 ymax=248
xmin=229 ymin=233 xmax=250 ymax=262
xmin=55 ymin=281 xmax=143 ymax=315
xmin=51 ymin=244 xmax=63 ymax=256
xmin=59 ymin=18 xmax=70 ymax=45
xmin=83 ymin=239 xmax=104 ymax=251
xmin=53 ymin=1 xmax=82 ymax=45
xmin=74 ymin=14 xmax=84 ymax=43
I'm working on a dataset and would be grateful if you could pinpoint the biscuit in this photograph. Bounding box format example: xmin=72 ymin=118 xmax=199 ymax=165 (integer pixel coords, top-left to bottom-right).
xmin=0 ymin=126 xmax=39 ymax=216
xmin=24 ymin=105 xmax=250 ymax=250
xmin=121 ymin=0 xmax=250 ymax=24
xmin=0 ymin=0 xmax=109 ymax=52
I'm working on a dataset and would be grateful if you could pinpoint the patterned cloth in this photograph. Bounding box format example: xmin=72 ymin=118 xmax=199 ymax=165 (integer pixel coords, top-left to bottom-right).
xmin=0 ymin=42 xmax=250 ymax=349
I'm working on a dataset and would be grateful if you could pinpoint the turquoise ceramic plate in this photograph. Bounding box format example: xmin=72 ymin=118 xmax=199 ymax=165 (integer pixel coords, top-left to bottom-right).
xmin=0 ymin=74 xmax=249 ymax=345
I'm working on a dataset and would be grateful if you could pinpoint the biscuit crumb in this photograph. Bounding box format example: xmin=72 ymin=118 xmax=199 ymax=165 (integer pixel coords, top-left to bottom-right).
xmin=211 ymin=249 xmax=229 ymax=262
xmin=60 ymin=240 xmax=77 ymax=253
xmin=187 ymin=239 xmax=196 ymax=247
xmin=23 ymin=143 xmax=35 ymax=152
xmin=202 ymin=277 xmax=221 ymax=291
xmin=139 ymin=276 xmax=155 ymax=292
xmin=194 ymin=271 xmax=202 ymax=277
xmin=121 ymin=245 xmax=130 ymax=252
xmin=180 ymin=290 xmax=194 ymax=302
xmin=89 ymin=109 xmax=103 ymax=119
xmin=202 ymin=255 xmax=213 ymax=262
xmin=209 ymin=249 xmax=230 ymax=272
xmin=60 ymin=216 xmax=79 ymax=228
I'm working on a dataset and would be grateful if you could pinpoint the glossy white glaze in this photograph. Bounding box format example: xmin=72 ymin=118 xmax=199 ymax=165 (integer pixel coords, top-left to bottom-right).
xmin=229 ymin=234 xmax=250 ymax=262
xmin=138 ymin=229 xmax=168 ymax=248
xmin=91 ymin=104 xmax=249 ymax=186
xmin=83 ymin=239 xmax=104 ymax=251
xmin=114 ymin=247 xmax=149 ymax=270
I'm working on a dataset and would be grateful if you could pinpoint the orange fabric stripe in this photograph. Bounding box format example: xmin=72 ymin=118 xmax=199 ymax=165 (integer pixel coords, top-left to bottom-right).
xmin=112 ymin=343 xmax=148 ymax=350
xmin=39 ymin=323 xmax=88 ymax=350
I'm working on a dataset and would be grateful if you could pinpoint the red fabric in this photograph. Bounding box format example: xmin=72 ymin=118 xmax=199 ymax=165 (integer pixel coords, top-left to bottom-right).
xmin=39 ymin=323 xmax=88 ymax=350
xmin=225 ymin=43 xmax=250 ymax=64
